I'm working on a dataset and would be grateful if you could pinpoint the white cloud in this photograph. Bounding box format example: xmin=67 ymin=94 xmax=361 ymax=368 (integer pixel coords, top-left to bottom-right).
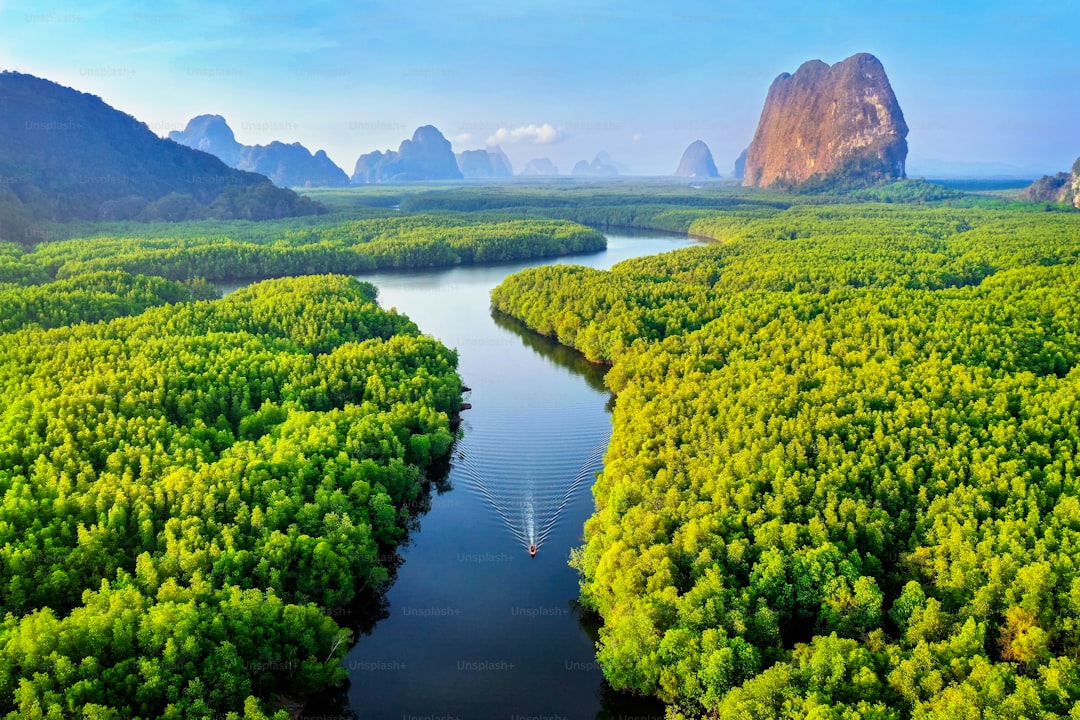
xmin=486 ymin=122 xmax=566 ymax=146
xmin=449 ymin=132 xmax=473 ymax=147
xmin=632 ymin=132 xmax=644 ymax=142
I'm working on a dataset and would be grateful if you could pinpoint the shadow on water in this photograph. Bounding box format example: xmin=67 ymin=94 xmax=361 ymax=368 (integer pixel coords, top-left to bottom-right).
xmin=489 ymin=307 xmax=610 ymax=395
xmin=298 ymin=452 xmax=456 ymax=720
xmin=436 ymin=308 xmax=615 ymax=557
xmin=573 ymin=604 xmax=669 ymax=720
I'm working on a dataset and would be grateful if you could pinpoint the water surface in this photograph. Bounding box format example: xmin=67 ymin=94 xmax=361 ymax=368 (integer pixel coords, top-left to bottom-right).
xmin=268 ymin=232 xmax=701 ymax=719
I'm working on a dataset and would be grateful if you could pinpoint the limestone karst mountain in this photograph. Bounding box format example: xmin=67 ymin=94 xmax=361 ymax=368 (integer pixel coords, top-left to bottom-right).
xmin=519 ymin=158 xmax=559 ymax=176
xmin=1022 ymin=157 xmax=1080 ymax=207
xmin=170 ymin=115 xmax=349 ymax=188
xmin=0 ymin=72 xmax=318 ymax=228
xmin=743 ymin=53 xmax=908 ymax=189
xmin=351 ymin=125 xmax=463 ymax=183
xmin=456 ymin=146 xmax=514 ymax=178
xmin=572 ymin=152 xmax=620 ymax=177
xmin=733 ymin=148 xmax=748 ymax=180
xmin=674 ymin=140 xmax=720 ymax=178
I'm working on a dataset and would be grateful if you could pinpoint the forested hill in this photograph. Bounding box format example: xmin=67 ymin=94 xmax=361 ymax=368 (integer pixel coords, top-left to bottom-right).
xmin=0 ymin=71 xmax=320 ymax=238
xmin=492 ymin=204 xmax=1080 ymax=718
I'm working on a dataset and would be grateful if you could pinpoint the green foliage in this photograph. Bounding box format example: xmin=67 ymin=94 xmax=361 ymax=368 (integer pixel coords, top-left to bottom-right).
xmin=297 ymin=178 xmax=990 ymax=243
xmin=25 ymin=216 xmax=604 ymax=281
xmin=494 ymin=202 xmax=1080 ymax=718
xmin=0 ymin=270 xmax=213 ymax=334
xmin=0 ymin=275 xmax=460 ymax=718
xmin=392 ymin=181 xmax=793 ymax=233
xmin=0 ymin=196 xmax=612 ymax=718
xmin=847 ymin=179 xmax=964 ymax=203
xmin=772 ymin=152 xmax=905 ymax=194
xmin=0 ymin=259 xmax=45 ymax=285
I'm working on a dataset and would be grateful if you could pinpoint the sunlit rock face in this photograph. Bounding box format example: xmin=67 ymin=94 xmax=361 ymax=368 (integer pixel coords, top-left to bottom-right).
xmin=743 ymin=53 xmax=908 ymax=189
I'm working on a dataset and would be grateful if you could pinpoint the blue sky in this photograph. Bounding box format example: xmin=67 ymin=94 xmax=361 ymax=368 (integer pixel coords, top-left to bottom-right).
xmin=1 ymin=0 xmax=1077 ymax=176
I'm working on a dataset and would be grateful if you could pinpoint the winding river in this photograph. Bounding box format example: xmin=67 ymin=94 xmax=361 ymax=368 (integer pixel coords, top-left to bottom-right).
xmin=274 ymin=231 xmax=700 ymax=719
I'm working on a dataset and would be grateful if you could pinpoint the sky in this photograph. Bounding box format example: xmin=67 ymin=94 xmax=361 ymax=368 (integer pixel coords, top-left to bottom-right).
xmin=1 ymin=0 xmax=1077 ymax=177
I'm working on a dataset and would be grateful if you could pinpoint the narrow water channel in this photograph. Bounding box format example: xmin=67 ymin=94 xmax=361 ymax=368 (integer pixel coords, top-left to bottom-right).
xmin=287 ymin=231 xmax=700 ymax=719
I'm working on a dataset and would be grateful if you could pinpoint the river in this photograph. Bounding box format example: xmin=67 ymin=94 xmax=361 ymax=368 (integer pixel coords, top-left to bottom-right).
xmin=238 ymin=230 xmax=700 ymax=719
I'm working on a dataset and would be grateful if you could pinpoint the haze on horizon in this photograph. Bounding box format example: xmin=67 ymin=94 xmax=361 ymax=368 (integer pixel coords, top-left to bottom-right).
xmin=0 ymin=0 xmax=1075 ymax=178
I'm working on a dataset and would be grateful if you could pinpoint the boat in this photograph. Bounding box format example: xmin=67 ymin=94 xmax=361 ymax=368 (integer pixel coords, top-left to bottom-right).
xmin=529 ymin=544 xmax=537 ymax=557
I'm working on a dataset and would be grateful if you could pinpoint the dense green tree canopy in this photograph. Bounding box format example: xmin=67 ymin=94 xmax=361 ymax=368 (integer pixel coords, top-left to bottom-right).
xmin=0 ymin=198 xmax=599 ymax=718
xmin=0 ymin=275 xmax=460 ymax=718
xmin=1 ymin=182 xmax=1069 ymax=718
xmin=0 ymin=270 xmax=216 ymax=334
xmin=21 ymin=216 xmax=604 ymax=282
xmin=493 ymin=203 xmax=1080 ymax=718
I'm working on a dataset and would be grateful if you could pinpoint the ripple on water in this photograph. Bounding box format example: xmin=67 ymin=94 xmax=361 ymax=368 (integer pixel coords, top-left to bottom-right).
xmin=452 ymin=396 xmax=611 ymax=552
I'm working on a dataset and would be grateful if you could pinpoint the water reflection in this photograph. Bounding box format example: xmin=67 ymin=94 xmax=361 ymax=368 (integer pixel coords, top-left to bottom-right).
xmin=490 ymin=307 xmax=610 ymax=394
xmin=442 ymin=308 xmax=613 ymax=555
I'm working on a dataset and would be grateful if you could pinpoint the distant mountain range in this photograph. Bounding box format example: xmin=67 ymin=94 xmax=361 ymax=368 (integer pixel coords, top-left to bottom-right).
xmin=573 ymin=152 xmax=621 ymax=177
xmin=519 ymin=158 xmax=559 ymax=176
xmin=352 ymin=125 xmax=463 ymax=183
xmin=169 ymin=115 xmax=349 ymax=188
xmin=0 ymin=68 xmax=1057 ymax=244
xmin=457 ymin=146 xmax=513 ymax=178
xmin=0 ymin=71 xmax=319 ymax=239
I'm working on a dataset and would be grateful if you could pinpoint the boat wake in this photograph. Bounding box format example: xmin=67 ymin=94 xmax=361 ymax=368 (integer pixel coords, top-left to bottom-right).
xmin=452 ymin=399 xmax=610 ymax=556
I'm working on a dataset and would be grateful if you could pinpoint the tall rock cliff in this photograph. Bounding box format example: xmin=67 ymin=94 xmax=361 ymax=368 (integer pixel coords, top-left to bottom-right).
xmin=168 ymin=114 xmax=243 ymax=166
xmin=674 ymin=140 xmax=719 ymax=178
xmin=743 ymin=53 xmax=908 ymax=189
xmin=733 ymin=148 xmax=748 ymax=180
xmin=351 ymin=125 xmax=463 ymax=183
xmin=238 ymin=143 xmax=349 ymax=188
